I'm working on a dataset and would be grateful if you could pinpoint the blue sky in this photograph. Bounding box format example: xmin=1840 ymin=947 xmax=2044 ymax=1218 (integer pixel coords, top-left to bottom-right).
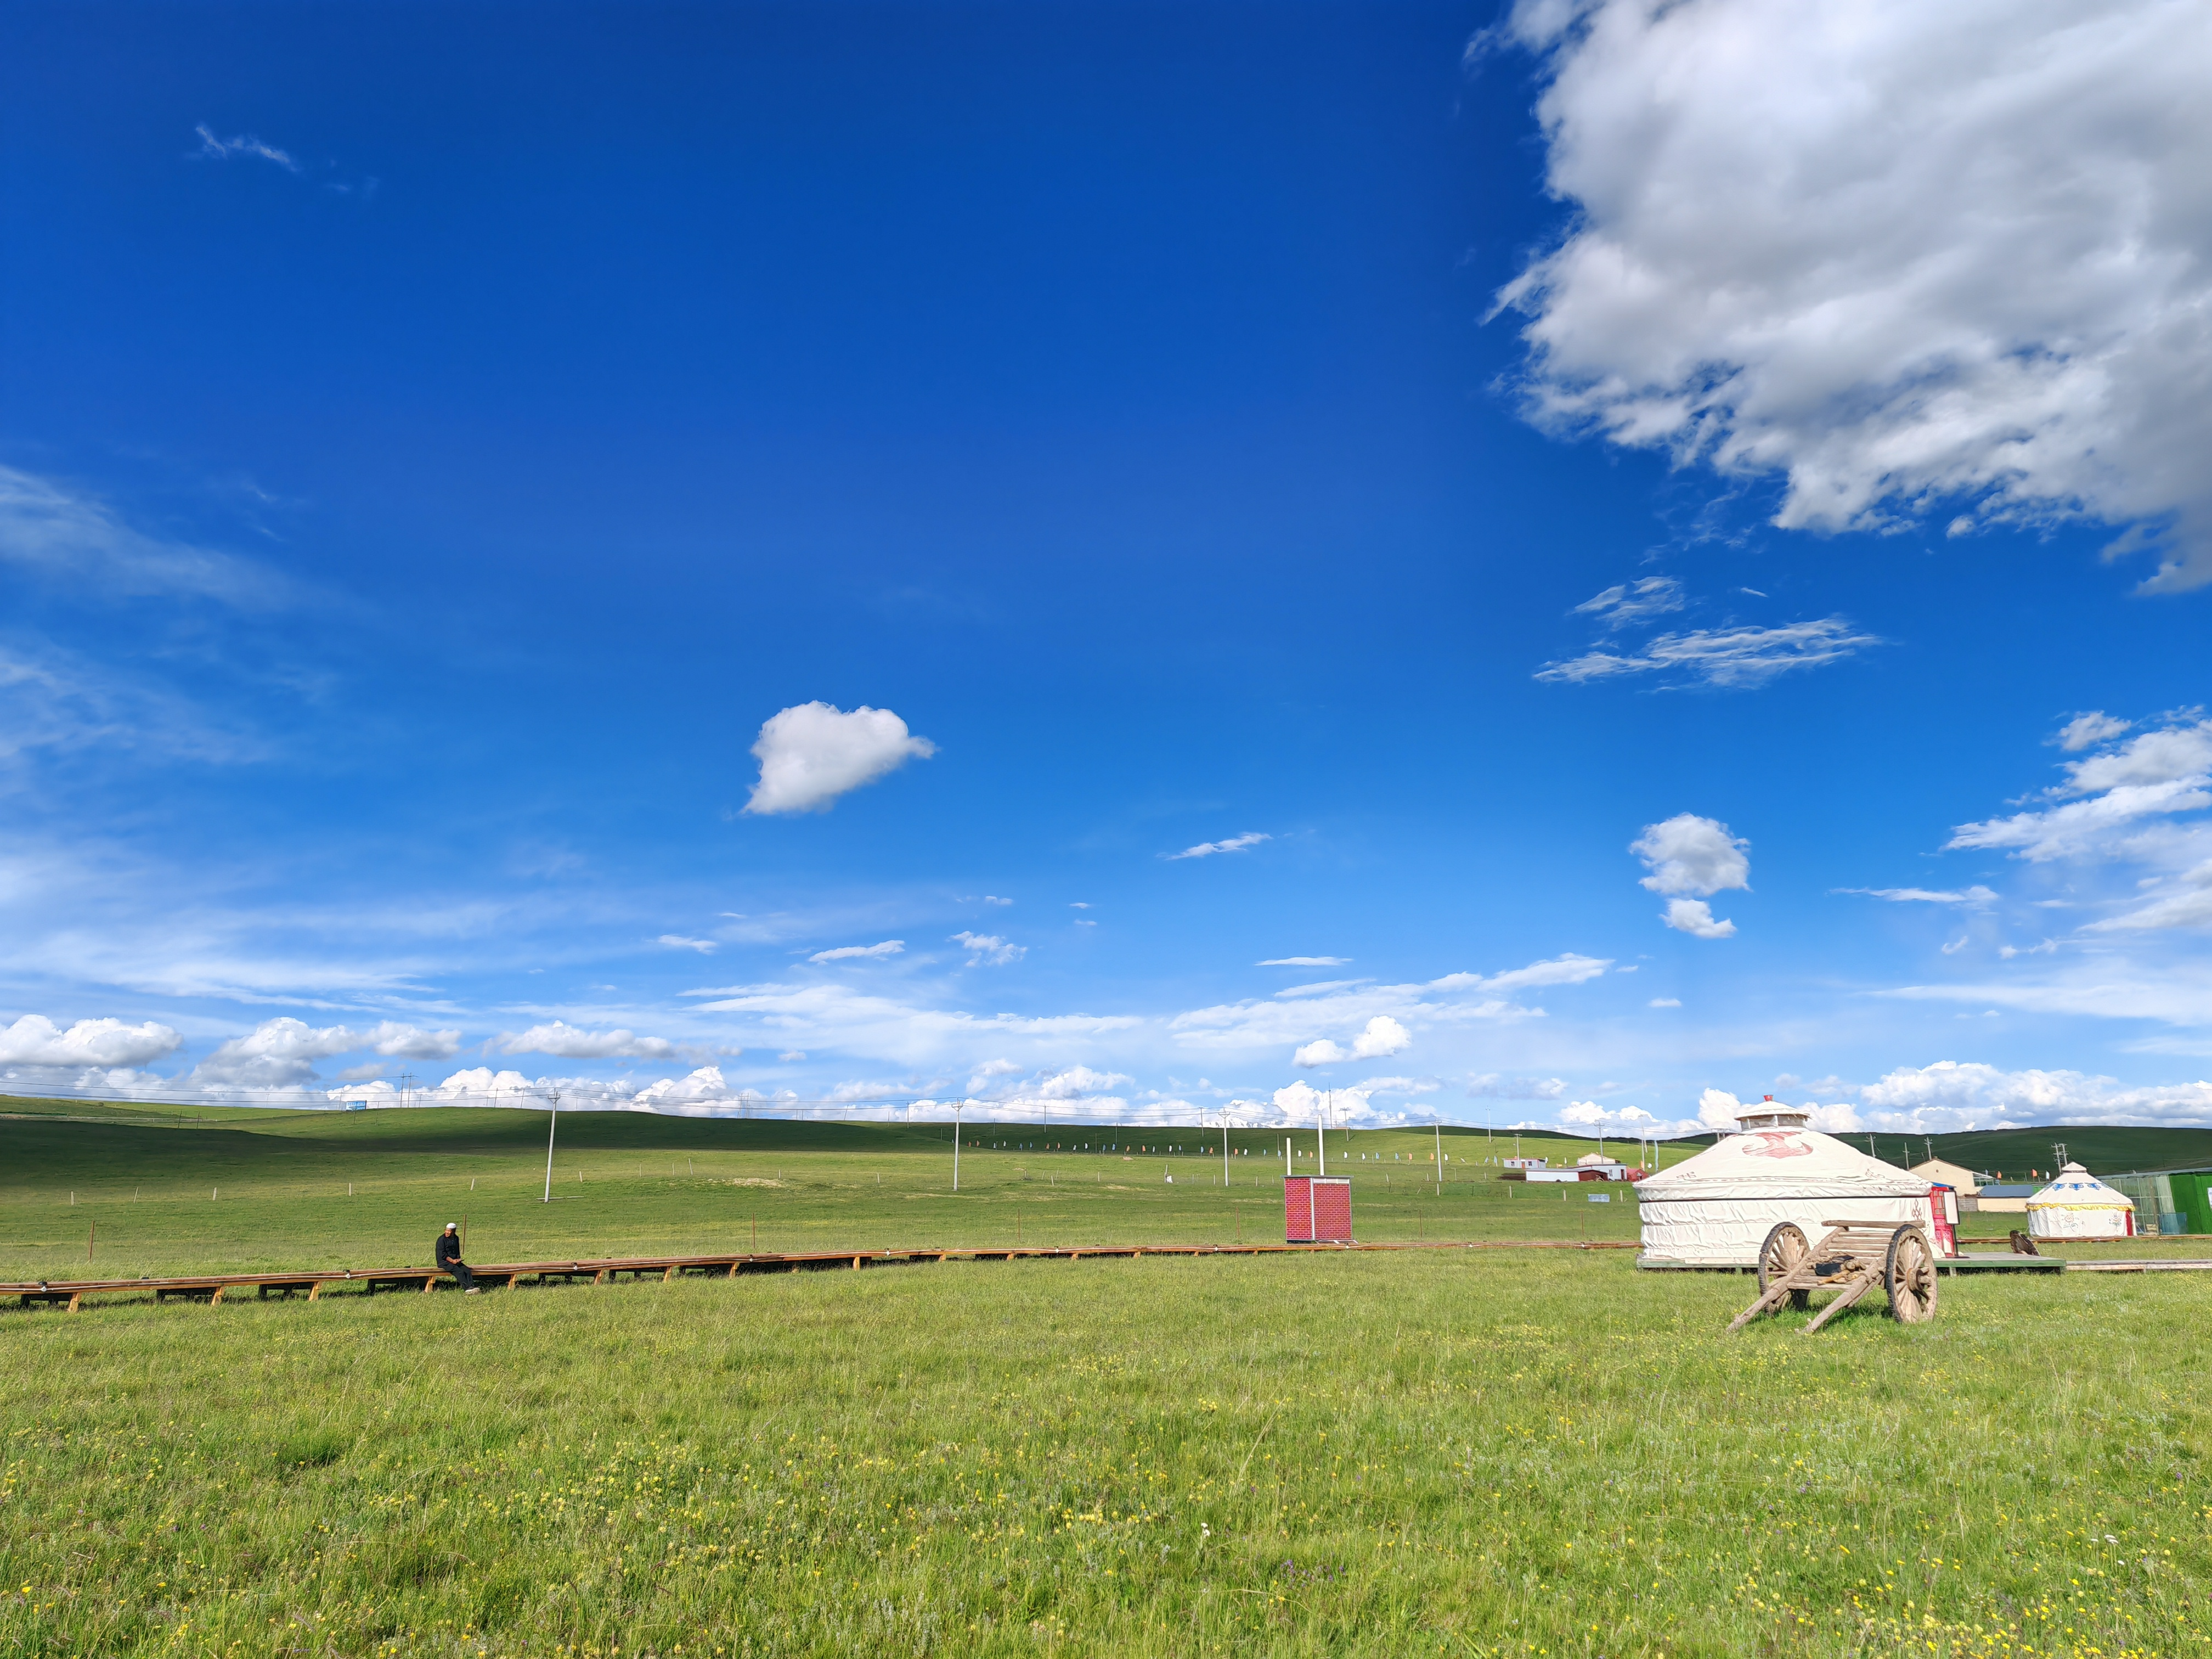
xmin=5 ymin=0 xmax=2210 ymax=1135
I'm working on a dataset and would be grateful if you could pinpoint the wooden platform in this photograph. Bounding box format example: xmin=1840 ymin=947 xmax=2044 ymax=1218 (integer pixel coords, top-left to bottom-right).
xmin=1 ymin=1237 xmax=1638 ymax=1313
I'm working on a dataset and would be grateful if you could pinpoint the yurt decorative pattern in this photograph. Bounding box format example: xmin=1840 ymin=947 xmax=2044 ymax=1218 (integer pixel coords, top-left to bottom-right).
xmin=2025 ymin=1162 xmax=2136 ymax=1239
xmin=1638 ymin=1109 xmax=1942 ymax=1267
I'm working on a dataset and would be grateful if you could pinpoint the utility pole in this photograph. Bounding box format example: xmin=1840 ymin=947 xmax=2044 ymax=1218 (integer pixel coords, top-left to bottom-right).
xmin=1433 ymin=1116 xmax=1443 ymax=1195
xmin=953 ymin=1102 xmax=963 ymax=1192
xmin=1317 ymin=1091 xmax=1328 ymax=1176
xmin=541 ymin=1088 xmax=562 ymax=1202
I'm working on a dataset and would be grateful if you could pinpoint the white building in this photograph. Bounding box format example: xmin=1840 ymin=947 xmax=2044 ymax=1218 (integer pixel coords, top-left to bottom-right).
xmin=2025 ymin=1163 xmax=2136 ymax=1239
xmin=1637 ymin=1104 xmax=1945 ymax=1267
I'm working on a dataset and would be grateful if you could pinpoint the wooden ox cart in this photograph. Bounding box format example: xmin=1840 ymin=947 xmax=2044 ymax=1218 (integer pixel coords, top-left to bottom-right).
xmin=1728 ymin=1220 xmax=1939 ymax=1333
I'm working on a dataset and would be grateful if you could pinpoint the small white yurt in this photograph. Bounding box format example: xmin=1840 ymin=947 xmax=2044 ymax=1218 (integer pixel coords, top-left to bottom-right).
xmin=1638 ymin=1102 xmax=1945 ymax=1267
xmin=2025 ymin=1163 xmax=2135 ymax=1239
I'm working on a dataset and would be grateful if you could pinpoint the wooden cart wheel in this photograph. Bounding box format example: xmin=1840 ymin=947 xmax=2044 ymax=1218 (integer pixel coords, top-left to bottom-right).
xmin=1757 ymin=1223 xmax=1812 ymax=1310
xmin=1884 ymin=1225 xmax=1938 ymax=1324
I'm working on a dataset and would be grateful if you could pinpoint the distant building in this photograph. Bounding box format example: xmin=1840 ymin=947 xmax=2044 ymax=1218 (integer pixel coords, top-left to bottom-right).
xmin=1909 ymin=1158 xmax=1983 ymax=1195
xmin=1971 ymin=1182 xmax=2036 ymax=1215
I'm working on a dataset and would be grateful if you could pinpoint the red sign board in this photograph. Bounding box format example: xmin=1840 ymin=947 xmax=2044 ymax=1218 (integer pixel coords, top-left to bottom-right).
xmin=1285 ymin=1176 xmax=1352 ymax=1243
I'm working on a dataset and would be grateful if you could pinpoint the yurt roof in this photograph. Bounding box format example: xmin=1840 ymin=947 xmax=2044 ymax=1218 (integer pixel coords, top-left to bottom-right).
xmin=1641 ymin=1123 xmax=1931 ymax=1200
xmin=2026 ymin=1162 xmax=2134 ymax=1210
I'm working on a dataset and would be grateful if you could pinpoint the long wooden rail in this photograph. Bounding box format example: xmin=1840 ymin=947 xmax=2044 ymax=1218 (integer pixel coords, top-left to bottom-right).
xmin=2 ymin=1238 xmax=1649 ymax=1313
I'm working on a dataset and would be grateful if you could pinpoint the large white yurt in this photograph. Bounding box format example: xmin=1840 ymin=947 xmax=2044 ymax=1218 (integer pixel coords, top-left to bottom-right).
xmin=1638 ymin=1101 xmax=1946 ymax=1267
xmin=2025 ymin=1163 xmax=2136 ymax=1239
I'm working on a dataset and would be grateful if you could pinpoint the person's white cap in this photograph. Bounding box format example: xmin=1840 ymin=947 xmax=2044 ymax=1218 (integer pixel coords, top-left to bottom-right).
xmin=447 ymin=1221 xmax=458 ymax=1228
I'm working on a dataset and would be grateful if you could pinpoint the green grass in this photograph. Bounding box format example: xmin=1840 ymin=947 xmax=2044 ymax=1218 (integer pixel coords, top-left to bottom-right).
xmin=4 ymin=1100 xmax=2210 ymax=1657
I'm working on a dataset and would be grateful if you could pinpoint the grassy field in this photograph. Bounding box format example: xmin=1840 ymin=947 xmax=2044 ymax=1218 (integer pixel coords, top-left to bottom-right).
xmin=4 ymin=1099 xmax=2210 ymax=1657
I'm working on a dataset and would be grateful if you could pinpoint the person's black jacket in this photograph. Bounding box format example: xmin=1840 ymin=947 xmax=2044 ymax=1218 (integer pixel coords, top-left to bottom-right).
xmin=436 ymin=1231 xmax=462 ymax=1267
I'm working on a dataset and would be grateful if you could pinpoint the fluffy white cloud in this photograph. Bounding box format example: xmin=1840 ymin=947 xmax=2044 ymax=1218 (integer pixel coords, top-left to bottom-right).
xmin=194 ymin=1018 xmax=365 ymax=1087
xmin=1858 ymin=1060 xmax=2212 ymax=1131
xmin=950 ymin=931 xmax=1025 ymax=966
xmin=359 ymin=1021 xmax=462 ymax=1059
xmin=657 ymin=934 xmax=718 ymax=953
xmin=1496 ymin=0 xmax=2212 ymax=590
xmin=1259 ymin=956 xmax=1348 ymax=967
xmin=1660 ymin=899 xmax=1735 ymax=939
xmin=1165 ymin=832 xmax=1271 ymax=861
xmin=1296 ymin=1015 xmax=1410 ymax=1068
xmin=743 ymin=702 xmax=935 ymax=815
xmin=0 ymin=1013 xmax=182 ymax=1068
xmin=1572 ymin=577 xmax=1683 ymax=630
xmin=435 ymin=1066 xmax=540 ymax=1099
xmin=1648 ymin=997 xmax=1681 ymax=1008
xmin=2057 ymin=712 xmax=2133 ymax=753
xmin=1838 ymin=885 xmax=1997 ymax=906
xmin=1633 ymin=814 xmax=1750 ymax=898
xmin=1538 ymin=619 xmax=1878 ymax=689
xmin=496 ymin=1022 xmax=702 ymax=1062
xmin=968 ymin=1058 xmax=1023 ymax=1092
xmin=1634 ymin=816 xmax=1747 ymax=937
xmin=984 ymin=895 xmax=1013 ymax=906
xmin=809 ymin=940 xmax=904 ymax=964
xmin=633 ymin=1066 xmax=753 ymax=1107
xmin=2056 ymin=721 xmax=2212 ymax=798
xmin=1352 ymin=1014 xmax=1410 ymax=1059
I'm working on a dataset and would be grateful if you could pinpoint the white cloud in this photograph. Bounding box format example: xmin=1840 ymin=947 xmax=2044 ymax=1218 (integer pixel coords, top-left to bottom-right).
xmin=1430 ymin=954 xmax=1612 ymax=995
xmin=1858 ymin=1060 xmax=2212 ymax=1131
xmin=1648 ymin=997 xmax=1681 ymax=1008
xmin=657 ymin=934 xmax=718 ymax=953
xmin=193 ymin=123 xmax=300 ymax=172
xmin=359 ymin=1020 xmax=461 ymax=1059
xmin=2087 ymin=861 xmax=2212 ymax=933
xmin=1837 ymin=885 xmax=1999 ymax=906
xmin=1176 ymin=955 xmax=1607 ymax=1053
xmin=1164 ymin=832 xmax=1271 ymax=861
xmin=2056 ymin=712 xmax=2132 ymax=753
xmin=633 ymin=1066 xmax=750 ymax=1106
xmin=1634 ymin=815 xmax=1746 ymax=936
xmin=1659 ymin=899 xmax=1736 ymax=939
xmin=435 ymin=1066 xmax=540 ymax=1099
xmin=1633 ymin=814 xmax=1751 ymax=897
xmin=1948 ymin=777 xmax=2210 ymax=863
xmin=1273 ymin=979 xmax=1367 ymax=999
xmin=0 ymin=1014 xmax=182 ymax=1068
xmin=1357 ymin=1075 xmax=1440 ymax=1094
xmin=1467 ymin=1074 xmax=1568 ymax=1100
xmin=169 ymin=1018 xmax=455 ymax=1089
xmin=809 ymin=940 xmax=905 ymax=964
xmin=1259 ymin=956 xmax=1349 ymax=967
xmin=968 ymin=1058 xmax=1023 ymax=1091
xmin=1572 ymin=576 xmax=1684 ymax=629
xmin=2056 ymin=721 xmax=2212 ymax=797
xmin=0 ymin=465 xmax=291 ymax=607
xmin=984 ymin=895 xmax=1013 ymax=906
xmin=1294 ymin=1015 xmax=1411 ymax=1069
xmin=743 ymin=702 xmax=935 ymax=815
xmin=495 ymin=1022 xmax=703 ymax=1062
xmin=1352 ymin=1014 xmax=1410 ymax=1059
xmin=1539 ymin=619 xmax=1878 ymax=688
xmin=193 ymin=1017 xmax=363 ymax=1087
xmin=950 ymin=931 xmax=1026 ymax=966
xmin=1558 ymin=1100 xmax=1659 ymax=1127
xmin=1495 ymin=0 xmax=2212 ymax=591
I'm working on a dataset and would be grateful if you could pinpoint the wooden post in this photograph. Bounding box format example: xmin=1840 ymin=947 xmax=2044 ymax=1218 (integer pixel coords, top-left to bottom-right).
xmin=88 ymin=1220 xmax=95 ymax=1263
